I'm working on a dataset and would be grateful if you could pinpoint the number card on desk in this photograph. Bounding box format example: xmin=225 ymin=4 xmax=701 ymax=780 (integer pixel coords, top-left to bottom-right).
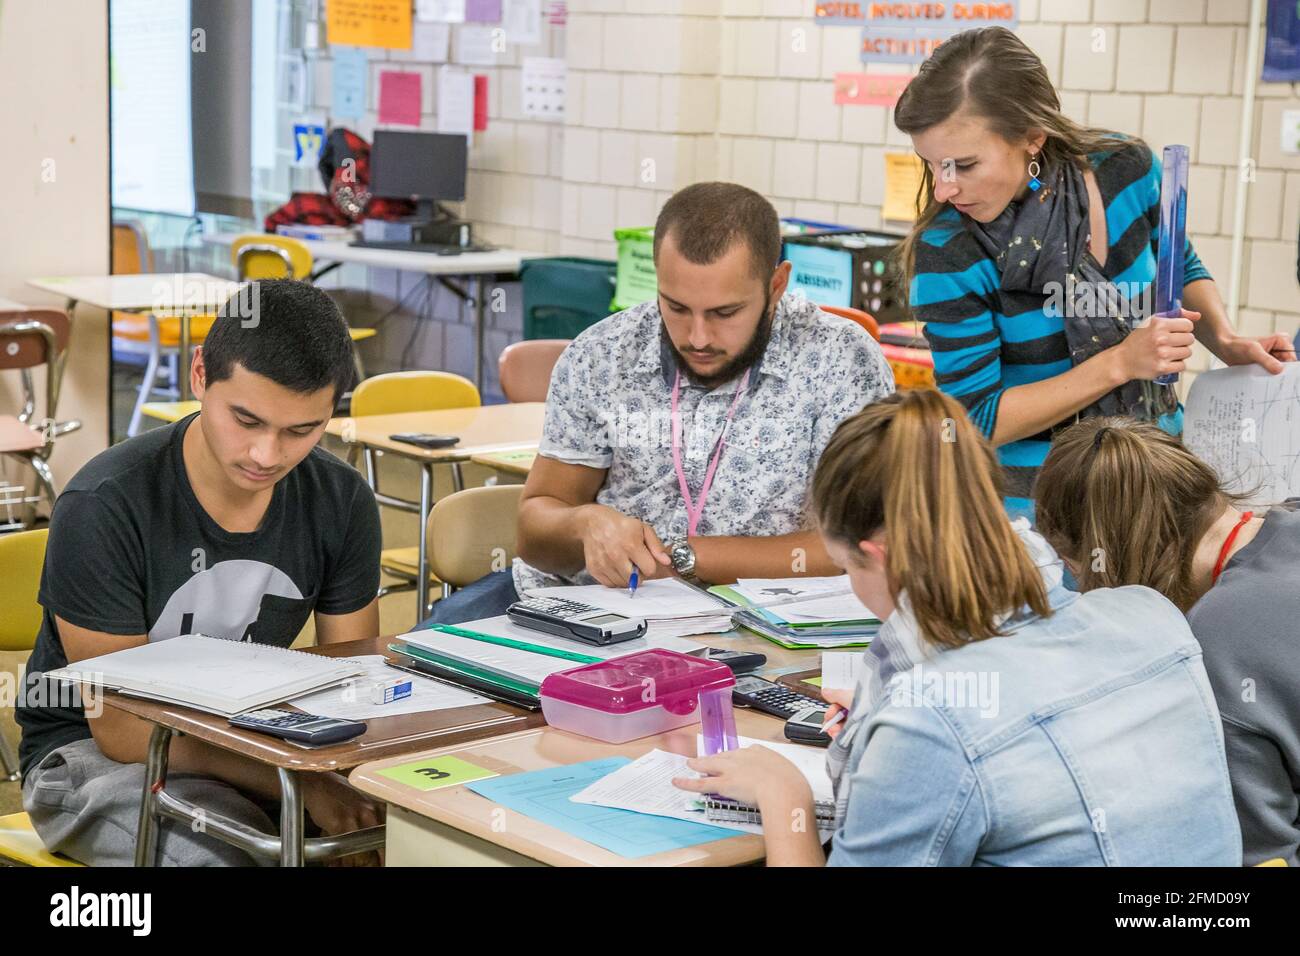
xmin=377 ymin=755 xmax=498 ymax=791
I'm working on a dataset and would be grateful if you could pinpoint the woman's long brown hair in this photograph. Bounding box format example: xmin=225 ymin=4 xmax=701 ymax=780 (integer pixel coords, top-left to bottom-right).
xmin=892 ymin=26 xmax=1140 ymax=281
xmin=1036 ymin=417 xmax=1248 ymax=612
xmin=812 ymin=390 xmax=1050 ymax=650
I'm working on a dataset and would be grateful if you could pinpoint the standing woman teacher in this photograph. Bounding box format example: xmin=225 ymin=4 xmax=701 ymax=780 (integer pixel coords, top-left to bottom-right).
xmin=894 ymin=27 xmax=1294 ymax=519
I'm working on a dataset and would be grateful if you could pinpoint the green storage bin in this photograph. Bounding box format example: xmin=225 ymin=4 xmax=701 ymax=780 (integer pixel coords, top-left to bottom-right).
xmin=613 ymin=226 xmax=658 ymax=312
xmin=519 ymin=257 xmax=618 ymax=340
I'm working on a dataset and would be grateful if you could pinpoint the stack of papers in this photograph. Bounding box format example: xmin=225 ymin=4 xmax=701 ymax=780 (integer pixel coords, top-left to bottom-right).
xmin=391 ymin=614 xmax=709 ymax=704
xmin=523 ymin=579 xmax=736 ymax=640
xmin=570 ymin=735 xmax=835 ymax=841
xmin=710 ymin=576 xmax=880 ymax=649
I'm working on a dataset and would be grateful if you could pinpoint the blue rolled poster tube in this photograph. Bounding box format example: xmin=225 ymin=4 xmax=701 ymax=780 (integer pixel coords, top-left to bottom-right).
xmin=1153 ymin=144 xmax=1190 ymax=385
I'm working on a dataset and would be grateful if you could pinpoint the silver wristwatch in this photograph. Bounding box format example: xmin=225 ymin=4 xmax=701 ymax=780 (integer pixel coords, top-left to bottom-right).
xmin=667 ymin=539 xmax=698 ymax=582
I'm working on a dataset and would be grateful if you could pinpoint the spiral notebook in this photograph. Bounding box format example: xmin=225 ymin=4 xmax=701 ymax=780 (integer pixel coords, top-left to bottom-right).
xmin=44 ymin=634 xmax=366 ymax=716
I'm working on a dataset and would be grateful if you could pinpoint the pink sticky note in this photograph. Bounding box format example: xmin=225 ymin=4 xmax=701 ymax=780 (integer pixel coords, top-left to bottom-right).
xmin=378 ymin=70 xmax=422 ymax=127
xmin=833 ymin=72 xmax=912 ymax=107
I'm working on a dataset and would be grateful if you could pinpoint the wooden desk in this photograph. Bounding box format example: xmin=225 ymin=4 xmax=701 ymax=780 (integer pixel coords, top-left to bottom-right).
xmin=350 ymin=708 xmax=798 ymax=867
xmin=328 ymin=403 xmax=545 ymax=614
xmin=349 ymin=624 xmax=825 ymax=866
xmin=26 ymin=273 xmax=241 ymax=402
xmin=470 ymin=447 xmax=537 ymax=478
xmin=115 ymin=633 xmax=546 ymax=867
xmin=203 ymin=233 xmax=544 ymax=390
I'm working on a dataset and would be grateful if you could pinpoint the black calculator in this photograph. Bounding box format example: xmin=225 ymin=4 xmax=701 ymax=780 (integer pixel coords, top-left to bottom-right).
xmin=228 ymin=708 xmax=367 ymax=746
xmin=731 ymin=675 xmax=824 ymax=719
xmin=507 ymin=596 xmax=647 ymax=646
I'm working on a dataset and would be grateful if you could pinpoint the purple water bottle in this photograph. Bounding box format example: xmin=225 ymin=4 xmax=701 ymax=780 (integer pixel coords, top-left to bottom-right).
xmin=1152 ymin=144 xmax=1190 ymax=386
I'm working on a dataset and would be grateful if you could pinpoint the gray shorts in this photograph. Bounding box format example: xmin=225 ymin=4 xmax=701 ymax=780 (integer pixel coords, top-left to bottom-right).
xmin=22 ymin=737 xmax=276 ymax=866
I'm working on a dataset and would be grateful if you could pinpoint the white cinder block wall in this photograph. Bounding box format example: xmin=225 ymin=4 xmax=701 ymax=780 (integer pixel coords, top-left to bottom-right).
xmin=546 ymin=0 xmax=1300 ymax=395
xmin=323 ymin=0 xmax=1298 ymax=396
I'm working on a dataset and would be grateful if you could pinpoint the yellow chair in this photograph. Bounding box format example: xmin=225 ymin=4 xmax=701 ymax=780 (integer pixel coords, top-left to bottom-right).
xmin=0 ymin=813 xmax=83 ymax=868
xmin=0 ymin=528 xmax=81 ymax=867
xmin=350 ymin=372 xmax=481 ymax=612
xmin=230 ymin=233 xmax=377 ymax=388
xmin=140 ymin=400 xmax=202 ymax=425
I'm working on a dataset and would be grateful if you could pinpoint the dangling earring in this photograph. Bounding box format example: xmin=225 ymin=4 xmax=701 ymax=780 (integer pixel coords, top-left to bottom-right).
xmin=1027 ymin=153 xmax=1042 ymax=192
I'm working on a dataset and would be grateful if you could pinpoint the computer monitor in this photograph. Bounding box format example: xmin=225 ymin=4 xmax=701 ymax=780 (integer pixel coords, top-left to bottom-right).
xmin=370 ymin=131 xmax=468 ymax=220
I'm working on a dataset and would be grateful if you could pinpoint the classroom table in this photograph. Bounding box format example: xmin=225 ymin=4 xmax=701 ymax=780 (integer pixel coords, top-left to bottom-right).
xmin=469 ymin=447 xmax=537 ymax=478
xmin=25 ymin=273 xmax=242 ymax=402
xmin=349 ymin=626 xmax=828 ymax=866
xmin=202 ymin=233 xmax=543 ymax=390
xmin=326 ymin=402 xmax=545 ymax=614
xmin=0 ymin=296 xmax=29 ymax=311
xmin=113 ymin=633 xmax=548 ymax=867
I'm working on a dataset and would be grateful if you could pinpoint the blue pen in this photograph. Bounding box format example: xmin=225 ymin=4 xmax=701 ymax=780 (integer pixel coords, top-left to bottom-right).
xmin=628 ymin=567 xmax=639 ymax=599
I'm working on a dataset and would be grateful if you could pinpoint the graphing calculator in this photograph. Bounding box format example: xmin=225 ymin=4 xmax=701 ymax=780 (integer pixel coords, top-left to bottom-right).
xmin=228 ymin=708 xmax=367 ymax=746
xmin=731 ymin=675 xmax=824 ymax=719
xmin=507 ymin=597 xmax=647 ymax=646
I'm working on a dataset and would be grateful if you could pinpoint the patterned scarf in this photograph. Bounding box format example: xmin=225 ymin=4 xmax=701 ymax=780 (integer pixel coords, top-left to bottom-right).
xmin=961 ymin=159 xmax=1178 ymax=422
xmin=824 ymin=521 xmax=1070 ymax=829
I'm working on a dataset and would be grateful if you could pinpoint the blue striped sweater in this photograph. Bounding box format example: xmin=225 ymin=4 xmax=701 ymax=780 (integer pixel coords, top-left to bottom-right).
xmin=912 ymin=142 xmax=1210 ymax=518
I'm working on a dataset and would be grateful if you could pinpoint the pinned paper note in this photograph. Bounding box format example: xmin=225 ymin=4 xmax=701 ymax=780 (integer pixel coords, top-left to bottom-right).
xmin=377 ymin=755 xmax=498 ymax=791
xmin=417 ymin=0 xmax=465 ymax=23
xmin=833 ymin=72 xmax=911 ymax=107
xmin=466 ymin=0 xmax=503 ymax=22
xmin=327 ymin=0 xmax=412 ymax=50
xmin=437 ymin=67 xmax=475 ymax=135
xmin=503 ymin=0 xmax=542 ymax=45
xmin=292 ymin=120 xmax=326 ymax=166
xmin=378 ymin=70 xmax=422 ymax=126
xmin=474 ymin=74 xmax=490 ymax=131
xmin=411 ymin=20 xmax=451 ymax=61
xmin=457 ymin=23 xmax=503 ymax=64
xmin=332 ymin=47 xmax=368 ymax=119
xmin=882 ymin=151 xmax=925 ymax=222
xmin=522 ymin=56 xmax=566 ymax=121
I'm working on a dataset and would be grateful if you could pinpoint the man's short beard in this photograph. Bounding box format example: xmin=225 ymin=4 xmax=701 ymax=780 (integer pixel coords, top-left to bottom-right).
xmin=665 ymin=294 xmax=775 ymax=389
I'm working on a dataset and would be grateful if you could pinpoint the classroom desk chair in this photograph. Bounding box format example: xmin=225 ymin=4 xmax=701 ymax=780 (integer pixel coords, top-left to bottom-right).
xmin=0 ymin=529 xmax=77 ymax=868
xmin=497 ymin=339 xmax=570 ymax=403
xmin=425 ymin=484 xmax=525 ymax=594
xmin=231 ymin=233 xmax=376 ymax=387
xmin=351 ymin=371 xmax=482 ymax=612
xmin=819 ymin=304 xmax=881 ymax=342
xmin=0 ymin=311 xmax=79 ymax=526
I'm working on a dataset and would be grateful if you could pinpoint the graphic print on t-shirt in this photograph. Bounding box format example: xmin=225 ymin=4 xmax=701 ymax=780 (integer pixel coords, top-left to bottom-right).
xmin=148 ymin=559 xmax=304 ymax=643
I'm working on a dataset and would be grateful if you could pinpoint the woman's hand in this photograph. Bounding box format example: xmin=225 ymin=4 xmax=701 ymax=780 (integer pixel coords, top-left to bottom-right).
xmin=1211 ymin=332 xmax=1296 ymax=375
xmin=819 ymin=686 xmax=854 ymax=741
xmin=672 ymin=745 xmax=813 ymax=812
xmin=1117 ymin=308 xmax=1198 ymax=381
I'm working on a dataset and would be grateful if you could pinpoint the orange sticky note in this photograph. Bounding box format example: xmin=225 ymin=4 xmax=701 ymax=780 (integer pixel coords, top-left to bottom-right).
xmin=326 ymin=0 xmax=412 ymax=50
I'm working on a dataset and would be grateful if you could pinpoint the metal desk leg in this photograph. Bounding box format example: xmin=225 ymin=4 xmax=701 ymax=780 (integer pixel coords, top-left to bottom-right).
xmin=278 ymin=768 xmax=305 ymax=867
xmin=415 ymin=461 xmax=434 ymax=618
xmin=134 ymin=724 xmax=174 ymax=867
xmin=473 ymin=275 xmax=487 ymax=392
xmin=178 ymin=312 xmax=192 ymax=401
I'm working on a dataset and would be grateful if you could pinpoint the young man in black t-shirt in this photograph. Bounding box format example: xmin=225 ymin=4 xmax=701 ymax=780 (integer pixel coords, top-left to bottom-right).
xmin=17 ymin=279 xmax=383 ymax=866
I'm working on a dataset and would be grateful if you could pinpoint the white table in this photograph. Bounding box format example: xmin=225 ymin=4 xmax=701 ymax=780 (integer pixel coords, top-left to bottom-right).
xmin=203 ymin=233 xmax=545 ymax=390
xmin=27 ymin=273 xmax=242 ymax=402
xmin=0 ymin=297 xmax=29 ymax=311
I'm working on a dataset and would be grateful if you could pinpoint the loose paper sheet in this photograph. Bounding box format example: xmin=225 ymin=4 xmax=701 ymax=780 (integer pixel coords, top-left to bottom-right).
xmin=882 ymin=151 xmax=925 ymax=223
xmin=378 ymin=70 xmax=422 ymax=125
xmin=821 ymin=651 xmax=866 ymax=691
xmin=521 ymin=56 xmax=566 ymax=121
xmin=327 ymin=0 xmax=412 ymax=49
xmin=289 ymin=655 xmax=488 ymax=719
xmin=1184 ymin=363 xmax=1300 ymax=505
xmin=436 ymin=66 xmax=476 ymax=135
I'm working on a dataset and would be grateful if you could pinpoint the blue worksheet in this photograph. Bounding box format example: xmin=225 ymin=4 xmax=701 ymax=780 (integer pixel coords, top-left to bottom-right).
xmin=465 ymin=757 xmax=741 ymax=859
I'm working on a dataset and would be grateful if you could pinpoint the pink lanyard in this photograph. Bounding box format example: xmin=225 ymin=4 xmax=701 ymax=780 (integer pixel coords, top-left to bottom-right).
xmin=670 ymin=368 xmax=751 ymax=537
